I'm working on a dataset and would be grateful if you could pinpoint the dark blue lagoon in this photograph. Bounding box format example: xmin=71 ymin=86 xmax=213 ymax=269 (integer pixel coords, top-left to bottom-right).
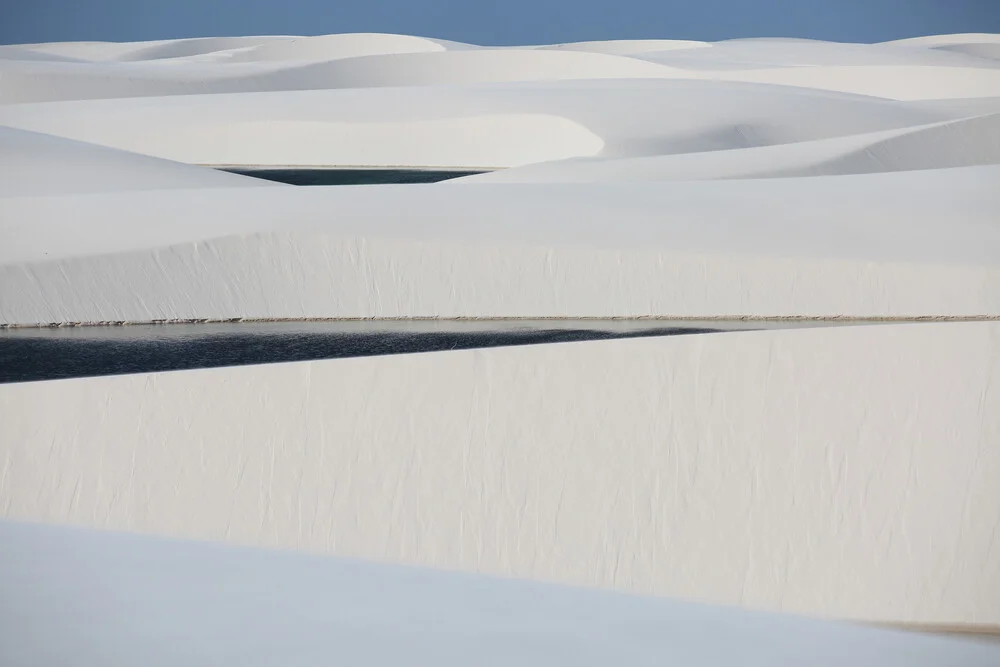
xmin=218 ymin=168 xmax=486 ymax=185
xmin=0 ymin=319 xmax=727 ymax=384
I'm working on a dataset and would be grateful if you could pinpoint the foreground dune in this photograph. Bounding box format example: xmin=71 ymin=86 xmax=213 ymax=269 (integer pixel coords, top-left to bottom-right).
xmin=4 ymin=521 xmax=997 ymax=666
xmin=2 ymin=323 xmax=998 ymax=625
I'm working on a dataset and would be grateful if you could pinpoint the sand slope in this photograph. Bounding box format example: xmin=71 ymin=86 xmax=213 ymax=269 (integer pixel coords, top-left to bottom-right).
xmin=3 ymin=322 xmax=998 ymax=625
xmin=0 ymin=81 xmax=948 ymax=167
xmin=0 ymin=49 xmax=692 ymax=104
xmin=881 ymin=33 xmax=1000 ymax=48
xmin=5 ymin=33 xmax=1000 ymax=103
xmin=5 ymin=522 xmax=997 ymax=666
xmin=465 ymin=112 xmax=1000 ymax=181
xmin=7 ymin=36 xmax=296 ymax=61
xmin=0 ymin=125 xmax=278 ymax=196
xmin=3 ymin=521 xmax=998 ymax=666
xmin=225 ymin=32 xmax=468 ymax=62
xmin=2 ymin=165 xmax=997 ymax=324
xmin=638 ymin=38 xmax=1000 ymax=69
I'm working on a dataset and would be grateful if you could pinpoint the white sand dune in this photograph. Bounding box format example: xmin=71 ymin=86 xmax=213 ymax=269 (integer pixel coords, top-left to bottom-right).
xmin=0 ymin=49 xmax=692 ymax=104
xmin=464 ymin=111 xmax=1000 ymax=182
xmin=0 ymin=81 xmax=946 ymax=167
xmin=111 ymin=36 xmax=299 ymax=61
xmin=719 ymin=65 xmax=1000 ymax=100
xmin=2 ymin=32 xmax=999 ymax=636
xmin=0 ymin=60 xmax=255 ymax=104
xmin=8 ymin=36 xmax=296 ymax=62
xmin=636 ymin=38 xmax=1000 ymax=70
xmin=225 ymin=32 xmax=468 ymax=62
xmin=911 ymin=96 xmax=1000 ymax=118
xmin=233 ymin=48 xmax=691 ymax=88
xmin=1 ymin=166 xmax=997 ymax=325
xmin=81 ymin=114 xmax=604 ymax=169
xmin=4 ymin=34 xmax=998 ymax=105
xmin=5 ymin=522 xmax=997 ymax=667
xmin=533 ymin=38 xmax=711 ymax=54
xmin=5 ymin=39 xmax=211 ymax=61
xmin=0 ymin=125 xmax=279 ymax=196
xmin=934 ymin=42 xmax=1000 ymax=60
xmin=881 ymin=33 xmax=1000 ymax=48
xmin=3 ymin=323 xmax=998 ymax=625
xmin=0 ymin=45 xmax=86 ymax=62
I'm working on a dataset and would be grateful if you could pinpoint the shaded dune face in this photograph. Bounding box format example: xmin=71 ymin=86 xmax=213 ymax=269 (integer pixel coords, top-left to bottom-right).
xmin=1 ymin=32 xmax=1000 ymax=659
xmin=4 ymin=521 xmax=1000 ymax=667
xmin=0 ymin=125 xmax=282 ymax=196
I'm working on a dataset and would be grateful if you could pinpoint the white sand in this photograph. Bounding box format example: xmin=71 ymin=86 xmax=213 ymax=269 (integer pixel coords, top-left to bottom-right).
xmin=3 ymin=323 xmax=998 ymax=625
xmin=2 ymin=32 xmax=998 ymax=635
xmin=536 ymin=38 xmax=711 ymax=54
xmin=0 ymin=36 xmax=296 ymax=61
xmin=460 ymin=112 xmax=1000 ymax=181
xmin=61 ymin=114 xmax=605 ymax=169
xmin=4 ymin=33 xmax=999 ymax=104
xmin=2 ymin=521 xmax=998 ymax=667
xmin=2 ymin=165 xmax=998 ymax=324
xmin=0 ymin=80 xmax=943 ymax=166
xmin=881 ymin=33 xmax=1000 ymax=47
xmin=935 ymin=42 xmax=1000 ymax=60
xmin=720 ymin=65 xmax=1000 ymax=100
xmin=222 ymin=33 xmax=462 ymax=62
xmin=0 ymin=125 xmax=279 ymax=196
xmin=638 ymin=38 xmax=1000 ymax=69
xmin=1 ymin=34 xmax=997 ymax=324
xmin=0 ymin=49 xmax=692 ymax=104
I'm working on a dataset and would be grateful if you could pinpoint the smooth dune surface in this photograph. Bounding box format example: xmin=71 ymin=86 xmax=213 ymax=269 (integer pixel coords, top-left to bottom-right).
xmin=47 ymin=114 xmax=605 ymax=168
xmin=2 ymin=165 xmax=999 ymax=324
xmin=2 ymin=31 xmax=999 ymax=647
xmin=4 ymin=32 xmax=999 ymax=102
xmin=637 ymin=38 xmax=1000 ymax=69
xmin=463 ymin=112 xmax=1000 ymax=181
xmin=223 ymin=33 xmax=460 ymax=62
xmin=881 ymin=33 xmax=1000 ymax=47
xmin=0 ymin=81 xmax=944 ymax=165
xmin=3 ymin=323 xmax=999 ymax=625
xmin=0 ymin=125 xmax=279 ymax=196
xmin=4 ymin=521 xmax=998 ymax=667
xmin=933 ymin=42 xmax=1000 ymax=61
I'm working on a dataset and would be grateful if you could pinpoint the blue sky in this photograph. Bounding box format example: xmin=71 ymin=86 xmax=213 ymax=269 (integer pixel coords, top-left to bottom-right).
xmin=2 ymin=0 xmax=998 ymax=46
